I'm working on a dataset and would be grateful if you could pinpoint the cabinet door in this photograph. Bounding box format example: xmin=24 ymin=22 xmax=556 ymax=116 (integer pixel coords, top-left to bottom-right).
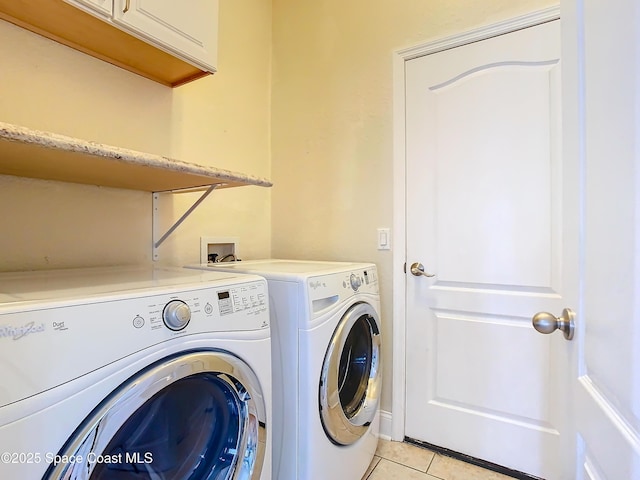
xmin=113 ymin=0 xmax=218 ymax=72
xmin=63 ymin=0 xmax=113 ymax=17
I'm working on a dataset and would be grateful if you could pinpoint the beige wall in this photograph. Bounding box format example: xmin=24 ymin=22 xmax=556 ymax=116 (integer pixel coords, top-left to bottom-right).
xmin=0 ymin=0 xmax=272 ymax=271
xmin=270 ymin=0 xmax=558 ymax=413
xmin=164 ymin=0 xmax=272 ymax=266
xmin=1 ymin=0 xmax=559 ymax=420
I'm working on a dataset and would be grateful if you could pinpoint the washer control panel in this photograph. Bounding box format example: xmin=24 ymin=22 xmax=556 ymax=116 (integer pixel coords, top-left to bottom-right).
xmin=349 ymin=273 xmax=362 ymax=291
xmin=341 ymin=268 xmax=377 ymax=293
xmin=308 ymin=266 xmax=378 ymax=303
xmin=307 ymin=266 xmax=378 ymax=318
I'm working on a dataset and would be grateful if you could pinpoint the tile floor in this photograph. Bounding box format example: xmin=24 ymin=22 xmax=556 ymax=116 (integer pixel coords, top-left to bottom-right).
xmin=362 ymin=439 xmax=515 ymax=480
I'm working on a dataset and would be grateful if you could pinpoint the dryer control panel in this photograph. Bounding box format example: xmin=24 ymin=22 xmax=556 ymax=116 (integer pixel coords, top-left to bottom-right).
xmin=163 ymin=299 xmax=191 ymax=330
xmin=143 ymin=281 xmax=268 ymax=333
xmin=0 ymin=277 xmax=269 ymax=409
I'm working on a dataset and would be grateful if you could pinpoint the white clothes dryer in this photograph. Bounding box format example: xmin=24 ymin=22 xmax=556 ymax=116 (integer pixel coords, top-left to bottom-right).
xmin=186 ymin=260 xmax=382 ymax=480
xmin=0 ymin=265 xmax=271 ymax=480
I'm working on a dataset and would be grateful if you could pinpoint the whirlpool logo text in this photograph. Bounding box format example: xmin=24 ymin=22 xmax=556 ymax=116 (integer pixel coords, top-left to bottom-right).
xmin=0 ymin=322 xmax=46 ymax=340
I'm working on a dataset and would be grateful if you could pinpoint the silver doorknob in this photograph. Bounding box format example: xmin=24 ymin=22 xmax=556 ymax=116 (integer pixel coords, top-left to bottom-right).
xmin=532 ymin=308 xmax=575 ymax=340
xmin=410 ymin=262 xmax=435 ymax=278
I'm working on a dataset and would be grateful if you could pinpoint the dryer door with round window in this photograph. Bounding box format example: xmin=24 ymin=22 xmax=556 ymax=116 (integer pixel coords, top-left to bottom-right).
xmin=319 ymin=302 xmax=382 ymax=445
xmin=44 ymin=350 xmax=267 ymax=480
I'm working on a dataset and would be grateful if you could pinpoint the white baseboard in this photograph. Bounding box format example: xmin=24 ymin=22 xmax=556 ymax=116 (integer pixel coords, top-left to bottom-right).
xmin=378 ymin=410 xmax=393 ymax=441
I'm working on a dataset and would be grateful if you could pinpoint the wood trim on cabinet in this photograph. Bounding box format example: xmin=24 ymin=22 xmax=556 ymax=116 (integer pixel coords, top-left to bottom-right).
xmin=0 ymin=0 xmax=211 ymax=87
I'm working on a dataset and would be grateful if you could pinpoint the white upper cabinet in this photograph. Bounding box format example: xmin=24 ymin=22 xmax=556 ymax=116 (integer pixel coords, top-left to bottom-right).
xmin=66 ymin=0 xmax=218 ymax=73
xmin=113 ymin=0 xmax=218 ymax=72
xmin=0 ymin=0 xmax=217 ymax=86
xmin=67 ymin=0 xmax=113 ymax=17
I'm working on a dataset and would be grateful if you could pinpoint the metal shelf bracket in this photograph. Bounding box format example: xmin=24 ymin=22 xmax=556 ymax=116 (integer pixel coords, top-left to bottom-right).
xmin=152 ymin=185 xmax=218 ymax=261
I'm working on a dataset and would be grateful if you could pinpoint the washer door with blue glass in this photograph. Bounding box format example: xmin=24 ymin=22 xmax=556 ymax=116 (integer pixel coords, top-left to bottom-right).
xmin=44 ymin=350 xmax=267 ymax=480
xmin=319 ymin=302 xmax=382 ymax=446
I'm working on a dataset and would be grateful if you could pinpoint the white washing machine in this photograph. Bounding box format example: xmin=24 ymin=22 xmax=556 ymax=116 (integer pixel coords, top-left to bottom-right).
xmin=186 ymin=260 xmax=382 ymax=480
xmin=0 ymin=265 xmax=271 ymax=480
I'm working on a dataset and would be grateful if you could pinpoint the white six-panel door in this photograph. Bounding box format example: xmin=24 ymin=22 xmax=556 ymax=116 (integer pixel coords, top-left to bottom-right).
xmin=563 ymin=0 xmax=640 ymax=478
xmin=404 ymin=20 xmax=575 ymax=478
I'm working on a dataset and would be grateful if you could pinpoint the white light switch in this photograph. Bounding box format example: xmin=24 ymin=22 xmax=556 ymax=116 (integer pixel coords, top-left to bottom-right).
xmin=377 ymin=228 xmax=391 ymax=250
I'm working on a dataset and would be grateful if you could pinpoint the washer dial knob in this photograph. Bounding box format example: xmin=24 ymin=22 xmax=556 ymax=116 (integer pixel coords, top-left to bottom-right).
xmin=349 ymin=273 xmax=362 ymax=291
xmin=163 ymin=300 xmax=191 ymax=331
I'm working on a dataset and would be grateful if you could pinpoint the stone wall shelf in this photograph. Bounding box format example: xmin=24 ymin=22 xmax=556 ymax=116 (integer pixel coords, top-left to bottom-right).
xmin=0 ymin=122 xmax=272 ymax=192
xmin=0 ymin=122 xmax=272 ymax=261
